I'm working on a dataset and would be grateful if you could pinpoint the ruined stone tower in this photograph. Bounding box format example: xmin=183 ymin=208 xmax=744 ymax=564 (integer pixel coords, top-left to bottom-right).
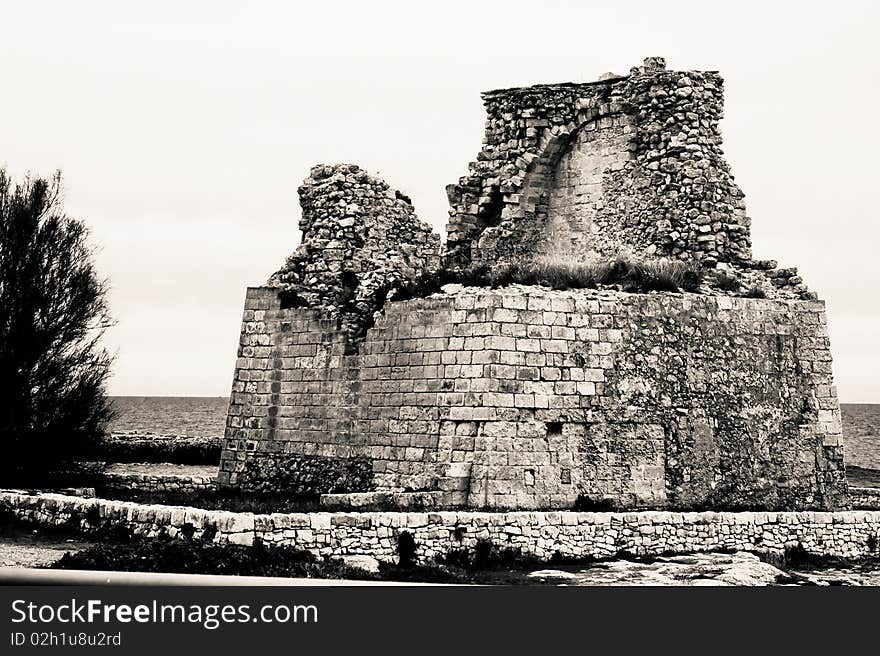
xmin=218 ymin=58 xmax=848 ymax=511
xmin=446 ymin=56 xmax=751 ymax=270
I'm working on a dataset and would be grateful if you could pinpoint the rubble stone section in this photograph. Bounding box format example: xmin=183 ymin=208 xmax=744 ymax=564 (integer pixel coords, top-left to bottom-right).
xmin=269 ymin=163 xmax=440 ymax=342
xmin=446 ymin=57 xmax=751 ymax=268
xmin=219 ymin=285 xmax=847 ymax=511
xmin=2 ymin=492 xmax=876 ymax=562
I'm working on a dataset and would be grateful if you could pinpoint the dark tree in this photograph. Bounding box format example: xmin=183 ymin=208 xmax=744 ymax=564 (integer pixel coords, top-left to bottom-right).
xmin=0 ymin=169 xmax=114 ymax=485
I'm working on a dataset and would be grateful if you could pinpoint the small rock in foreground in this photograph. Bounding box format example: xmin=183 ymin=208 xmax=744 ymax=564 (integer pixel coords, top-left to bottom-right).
xmin=528 ymin=552 xmax=787 ymax=586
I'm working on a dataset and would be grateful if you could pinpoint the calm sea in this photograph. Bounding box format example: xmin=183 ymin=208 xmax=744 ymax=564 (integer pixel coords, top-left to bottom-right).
xmin=108 ymin=397 xmax=880 ymax=468
xmin=108 ymin=396 xmax=229 ymax=438
xmin=840 ymin=404 xmax=880 ymax=470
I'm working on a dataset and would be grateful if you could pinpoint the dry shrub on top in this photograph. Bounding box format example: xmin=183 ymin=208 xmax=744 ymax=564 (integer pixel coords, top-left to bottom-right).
xmin=390 ymin=254 xmax=704 ymax=303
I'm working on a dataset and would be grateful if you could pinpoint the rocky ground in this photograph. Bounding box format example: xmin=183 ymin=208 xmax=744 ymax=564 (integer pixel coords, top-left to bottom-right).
xmin=0 ymin=534 xmax=96 ymax=568
xmin=788 ymin=563 xmax=880 ymax=586
xmin=529 ymin=552 xmax=787 ymax=586
xmin=2 ymin=530 xmax=877 ymax=585
xmin=527 ymin=552 xmax=879 ymax=586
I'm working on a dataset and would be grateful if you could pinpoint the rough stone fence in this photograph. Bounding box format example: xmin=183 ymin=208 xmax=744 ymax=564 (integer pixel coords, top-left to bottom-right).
xmin=85 ymin=464 xmax=219 ymax=495
xmin=2 ymin=491 xmax=879 ymax=563
xmin=851 ymin=487 xmax=880 ymax=510
xmin=94 ymin=433 xmax=221 ymax=466
xmin=99 ymin=471 xmax=217 ymax=495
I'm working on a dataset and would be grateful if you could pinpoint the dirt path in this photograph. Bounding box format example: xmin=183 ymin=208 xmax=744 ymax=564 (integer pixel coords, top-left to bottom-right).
xmin=0 ymin=532 xmax=96 ymax=568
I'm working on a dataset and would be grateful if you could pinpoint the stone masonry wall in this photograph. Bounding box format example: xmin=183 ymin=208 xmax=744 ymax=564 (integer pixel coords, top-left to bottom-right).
xmin=219 ymin=285 xmax=847 ymax=511
xmin=536 ymin=113 xmax=636 ymax=258
xmin=446 ymin=57 xmax=751 ymax=268
xmin=2 ymin=492 xmax=877 ymax=563
xmin=220 ymin=288 xmax=369 ymax=494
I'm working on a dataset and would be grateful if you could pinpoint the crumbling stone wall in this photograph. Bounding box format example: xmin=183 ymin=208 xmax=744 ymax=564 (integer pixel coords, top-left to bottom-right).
xmin=219 ymin=286 xmax=848 ymax=511
xmin=220 ymin=289 xmax=368 ymax=493
xmin=446 ymin=57 xmax=751 ymax=268
xmin=270 ymin=163 xmax=440 ymax=343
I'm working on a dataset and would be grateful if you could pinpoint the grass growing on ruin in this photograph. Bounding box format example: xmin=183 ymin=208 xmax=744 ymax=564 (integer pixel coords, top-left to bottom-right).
xmin=712 ymin=270 xmax=742 ymax=292
xmin=390 ymin=255 xmax=703 ymax=302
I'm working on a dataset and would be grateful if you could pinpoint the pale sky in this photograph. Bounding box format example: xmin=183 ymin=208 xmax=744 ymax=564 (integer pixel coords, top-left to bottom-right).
xmin=1 ymin=1 xmax=878 ymax=401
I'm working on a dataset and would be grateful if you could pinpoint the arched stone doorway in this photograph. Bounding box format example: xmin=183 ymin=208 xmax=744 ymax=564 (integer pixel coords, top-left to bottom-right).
xmin=533 ymin=116 xmax=636 ymax=259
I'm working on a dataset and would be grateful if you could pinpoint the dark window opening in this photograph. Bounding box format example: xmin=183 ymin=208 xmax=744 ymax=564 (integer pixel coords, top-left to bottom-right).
xmin=278 ymin=290 xmax=307 ymax=310
xmin=478 ymin=186 xmax=504 ymax=229
xmin=337 ymin=271 xmax=360 ymax=309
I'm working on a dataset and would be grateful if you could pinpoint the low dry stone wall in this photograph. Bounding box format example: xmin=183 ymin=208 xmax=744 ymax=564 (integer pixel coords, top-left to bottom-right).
xmin=851 ymin=487 xmax=880 ymax=510
xmin=2 ymin=492 xmax=877 ymax=562
xmin=100 ymin=472 xmax=216 ymax=494
xmin=92 ymin=433 xmax=220 ymax=465
xmin=95 ymin=465 xmax=218 ymax=495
